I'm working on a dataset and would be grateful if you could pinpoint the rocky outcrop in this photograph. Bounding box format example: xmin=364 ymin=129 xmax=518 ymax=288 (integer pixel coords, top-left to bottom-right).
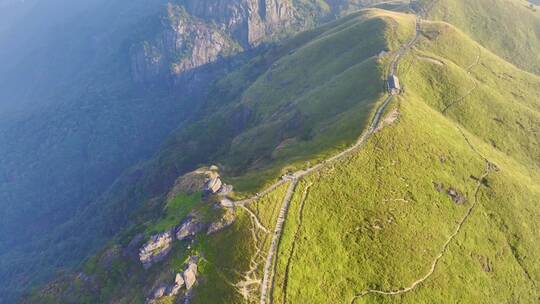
xmin=207 ymin=208 xmax=236 ymax=235
xmin=130 ymin=1 xmax=391 ymax=84
xmin=167 ymin=166 xmax=229 ymax=199
xmin=167 ymin=171 xmax=208 ymax=200
xmin=131 ymin=4 xmax=240 ymax=84
xmin=176 ymin=216 xmax=206 ymax=241
xmin=183 ymin=0 xmax=294 ymax=46
xmin=204 ymin=175 xmax=223 ymax=194
xmin=146 ymin=256 xmax=199 ymax=303
xmin=139 ymin=230 xmax=174 ymax=269
xmin=447 ymin=187 xmax=467 ymax=205
xmin=169 ymin=273 xmax=185 ymax=296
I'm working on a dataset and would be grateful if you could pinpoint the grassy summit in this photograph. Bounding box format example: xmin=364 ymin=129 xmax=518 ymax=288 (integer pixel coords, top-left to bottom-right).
xmin=271 ymin=15 xmax=540 ymax=304
xmin=423 ymin=0 xmax=540 ymax=74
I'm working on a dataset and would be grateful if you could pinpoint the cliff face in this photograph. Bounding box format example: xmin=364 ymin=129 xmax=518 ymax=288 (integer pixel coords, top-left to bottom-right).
xmin=130 ymin=0 xmax=300 ymax=84
xmin=130 ymin=4 xmax=241 ymax=84
xmin=129 ymin=0 xmax=394 ymax=84
xmin=183 ymin=0 xmax=294 ymax=46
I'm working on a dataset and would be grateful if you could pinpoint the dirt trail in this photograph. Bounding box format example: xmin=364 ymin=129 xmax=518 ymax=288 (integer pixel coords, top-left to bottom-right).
xmin=442 ymin=47 xmax=481 ymax=114
xmin=240 ymin=205 xmax=270 ymax=233
xmin=254 ymin=13 xmax=421 ymax=304
xmin=350 ymin=159 xmax=493 ymax=303
xmin=236 ymin=205 xmax=271 ymax=301
xmin=350 ymin=39 xmax=495 ymax=304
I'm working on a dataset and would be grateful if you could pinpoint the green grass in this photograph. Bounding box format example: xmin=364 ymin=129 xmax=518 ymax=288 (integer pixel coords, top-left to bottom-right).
xmin=270 ymin=16 xmax=540 ymax=304
xmin=423 ymin=0 xmax=540 ymax=74
xmin=151 ymin=9 xmax=417 ymax=197
xmin=23 ymin=4 xmax=540 ymax=304
xmin=403 ymin=20 xmax=540 ymax=169
xmin=146 ymin=192 xmax=202 ymax=235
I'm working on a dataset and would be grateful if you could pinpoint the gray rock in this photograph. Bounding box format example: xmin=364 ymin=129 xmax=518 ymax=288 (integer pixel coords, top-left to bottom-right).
xmin=176 ymin=216 xmax=206 ymax=241
xmin=139 ymin=230 xmax=174 ymax=269
xmin=131 ymin=4 xmax=240 ymax=84
xmin=167 ymin=273 xmax=185 ymax=296
xmin=204 ymin=176 xmax=223 ymax=194
xmin=447 ymin=187 xmax=467 ymax=204
xmin=219 ymin=197 xmax=234 ymax=208
xmin=183 ymin=257 xmax=199 ymax=290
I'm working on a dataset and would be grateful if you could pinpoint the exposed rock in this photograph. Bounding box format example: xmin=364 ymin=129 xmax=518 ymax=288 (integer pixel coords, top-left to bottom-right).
xmin=131 ymin=4 xmax=240 ymax=84
xmin=447 ymin=187 xmax=467 ymax=205
xmin=146 ymin=257 xmax=198 ymax=303
xmin=433 ymin=182 xmax=444 ymax=193
xmin=207 ymin=209 xmax=236 ymax=235
xmin=176 ymin=216 xmax=206 ymax=241
xmin=76 ymin=272 xmax=92 ymax=283
xmin=167 ymin=273 xmax=185 ymax=296
xmin=167 ymin=166 xmax=229 ymax=199
xmin=167 ymin=171 xmax=208 ymax=200
xmin=183 ymin=256 xmax=199 ymax=290
xmin=183 ymin=0 xmax=294 ymax=47
xmin=219 ymin=183 xmax=234 ymax=195
xmin=220 ymin=197 xmax=235 ymax=208
xmin=204 ymin=175 xmax=223 ymax=194
xmin=139 ymin=230 xmax=174 ymax=269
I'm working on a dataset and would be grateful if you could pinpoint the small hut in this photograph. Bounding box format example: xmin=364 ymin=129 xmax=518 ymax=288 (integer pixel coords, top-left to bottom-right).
xmin=387 ymin=74 xmax=401 ymax=95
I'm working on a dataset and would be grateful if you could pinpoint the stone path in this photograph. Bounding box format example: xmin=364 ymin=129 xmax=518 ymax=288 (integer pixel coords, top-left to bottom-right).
xmin=254 ymin=12 xmax=421 ymax=304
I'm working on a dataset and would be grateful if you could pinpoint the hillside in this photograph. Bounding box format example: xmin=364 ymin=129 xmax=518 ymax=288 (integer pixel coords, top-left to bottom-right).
xmin=16 ymin=0 xmax=540 ymax=303
xmin=21 ymin=8 xmax=416 ymax=304
xmin=272 ymin=19 xmax=540 ymax=303
xmin=423 ymin=0 xmax=540 ymax=74
xmin=0 ymin=0 xmax=399 ymax=301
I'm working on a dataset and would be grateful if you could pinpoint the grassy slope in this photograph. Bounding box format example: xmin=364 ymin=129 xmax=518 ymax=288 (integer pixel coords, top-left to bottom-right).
xmin=271 ymin=19 xmax=540 ymax=303
xmin=21 ymin=9 xmax=414 ymax=304
xmin=423 ymin=0 xmax=540 ymax=74
xmin=156 ymin=9 xmax=415 ymax=194
xmin=22 ymin=4 xmax=540 ymax=304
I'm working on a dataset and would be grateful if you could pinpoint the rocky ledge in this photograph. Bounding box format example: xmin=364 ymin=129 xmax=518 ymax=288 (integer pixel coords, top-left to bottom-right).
xmin=176 ymin=215 xmax=207 ymax=241
xmin=146 ymin=256 xmax=199 ymax=304
xmin=139 ymin=230 xmax=174 ymax=269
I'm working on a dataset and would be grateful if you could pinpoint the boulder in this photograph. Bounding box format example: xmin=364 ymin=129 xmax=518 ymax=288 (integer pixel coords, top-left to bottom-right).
xmin=220 ymin=197 xmax=234 ymax=208
xmin=204 ymin=176 xmax=223 ymax=194
xmin=139 ymin=230 xmax=174 ymax=269
xmin=176 ymin=216 xmax=206 ymax=241
xmin=183 ymin=257 xmax=199 ymax=290
xmin=167 ymin=273 xmax=185 ymax=296
xmin=447 ymin=187 xmax=467 ymax=204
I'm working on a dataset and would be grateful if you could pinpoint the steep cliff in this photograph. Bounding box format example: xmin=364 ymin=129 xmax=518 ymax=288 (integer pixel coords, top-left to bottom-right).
xmin=130 ymin=4 xmax=242 ymax=84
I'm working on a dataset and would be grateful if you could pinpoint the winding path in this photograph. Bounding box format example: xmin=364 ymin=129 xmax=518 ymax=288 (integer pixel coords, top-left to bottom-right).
xmin=350 ymin=19 xmax=496 ymax=304
xmin=350 ymin=159 xmax=494 ymax=303
xmin=255 ymin=13 xmax=422 ymax=304
xmin=442 ymin=47 xmax=481 ymax=114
